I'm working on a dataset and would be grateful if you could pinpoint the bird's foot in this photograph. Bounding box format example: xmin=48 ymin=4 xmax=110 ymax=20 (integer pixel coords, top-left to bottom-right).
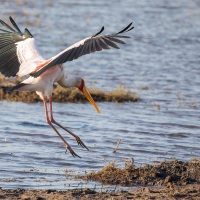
xmin=65 ymin=144 xmax=81 ymax=158
xmin=75 ymin=136 xmax=89 ymax=151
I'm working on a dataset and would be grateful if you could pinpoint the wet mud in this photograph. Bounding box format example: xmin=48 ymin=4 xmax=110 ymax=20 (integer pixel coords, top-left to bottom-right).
xmin=0 ymin=159 xmax=199 ymax=199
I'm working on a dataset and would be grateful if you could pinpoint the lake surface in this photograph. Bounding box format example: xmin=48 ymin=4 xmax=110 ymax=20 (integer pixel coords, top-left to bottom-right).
xmin=0 ymin=0 xmax=200 ymax=190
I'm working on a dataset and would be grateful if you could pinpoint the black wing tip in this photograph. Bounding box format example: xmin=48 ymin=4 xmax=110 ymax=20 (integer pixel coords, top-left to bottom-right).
xmin=0 ymin=18 xmax=10 ymax=24
xmin=127 ymin=22 xmax=134 ymax=29
xmin=117 ymin=22 xmax=134 ymax=35
xmin=24 ymin=28 xmax=34 ymax=38
xmin=92 ymin=22 xmax=134 ymax=38
xmin=0 ymin=18 xmax=15 ymax=32
xmin=0 ymin=16 xmax=15 ymax=24
xmin=9 ymin=16 xmax=14 ymax=21
xmin=92 ymin=26 xmax=104 ymax=37
xmin=0 ymin=16 xmax=33 ymax=37
xmin=9 ymin=16 xmax=18 ymax=26
xmin=125 ymin=22 xmax=134 ymax=31
xmin=9 ymin=16 xmax=23 ymax=35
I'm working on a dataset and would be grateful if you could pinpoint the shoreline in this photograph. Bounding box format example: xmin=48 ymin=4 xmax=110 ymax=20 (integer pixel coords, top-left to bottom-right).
xmin=1 ymin=159 xmax=199 ymax=199
xmin=0 ymin=184 xmax=199 ymax=200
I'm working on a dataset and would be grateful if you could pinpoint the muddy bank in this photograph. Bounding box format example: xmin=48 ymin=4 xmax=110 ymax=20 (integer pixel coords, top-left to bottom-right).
xmin=0 ymin=159 xmax=199 ymax=199
xmin=0 ymin=184 xmax=199 ymax=200
xmin=0 ymin=76 xmax=139 ymax=103
xmin=80 ymin=159 xmax=200 ymax=187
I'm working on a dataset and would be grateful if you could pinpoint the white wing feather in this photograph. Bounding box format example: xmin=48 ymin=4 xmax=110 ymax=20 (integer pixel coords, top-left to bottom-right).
xmin=16 ymin=38 xmax=45 ymax=77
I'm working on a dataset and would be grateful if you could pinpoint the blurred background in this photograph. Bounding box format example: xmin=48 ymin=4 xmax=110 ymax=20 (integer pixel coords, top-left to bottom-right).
xmin=0 ymin=0 xmax=199 ymax=190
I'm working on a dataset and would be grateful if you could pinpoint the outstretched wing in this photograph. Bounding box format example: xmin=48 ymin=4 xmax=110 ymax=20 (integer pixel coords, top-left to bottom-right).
xmin=31 ymin=22 xmax=134 ymax=78
xmin=0 ymin=16 xmax=44 ymax=77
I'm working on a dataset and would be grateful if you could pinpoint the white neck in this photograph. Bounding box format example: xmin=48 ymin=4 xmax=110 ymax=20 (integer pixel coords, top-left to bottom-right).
xmin=57 ymin=76 xmax=82 ymax=88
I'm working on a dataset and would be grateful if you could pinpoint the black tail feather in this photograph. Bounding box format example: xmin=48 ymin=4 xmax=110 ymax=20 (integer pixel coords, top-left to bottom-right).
xmin=1 ymin=83 xmax=28 ymax=93
xmin=1 ymin=86 xmax=13 ymax=94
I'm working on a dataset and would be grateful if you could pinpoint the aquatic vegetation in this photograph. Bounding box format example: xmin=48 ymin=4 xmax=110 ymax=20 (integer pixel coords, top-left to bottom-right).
xmin=0 ymin=75 xmax=139 ymax=103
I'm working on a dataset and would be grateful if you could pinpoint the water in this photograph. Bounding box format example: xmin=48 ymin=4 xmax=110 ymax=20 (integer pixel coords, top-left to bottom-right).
xmin=0 ymin=0 xmax=200 ymax=190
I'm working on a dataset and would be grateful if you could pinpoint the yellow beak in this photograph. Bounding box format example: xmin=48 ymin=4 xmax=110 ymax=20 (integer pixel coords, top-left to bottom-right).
xmin=82 ymin=86 xmax=100 ymax=114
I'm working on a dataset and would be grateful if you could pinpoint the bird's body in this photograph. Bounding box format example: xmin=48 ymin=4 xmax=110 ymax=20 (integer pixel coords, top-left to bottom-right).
xmin=18 ymin=65 xmax=63 ymax=99
xmin=0 ymin=17 xmax=133 ymax=157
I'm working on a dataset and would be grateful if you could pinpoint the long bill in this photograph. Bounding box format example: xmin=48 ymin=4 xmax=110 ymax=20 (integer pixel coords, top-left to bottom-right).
xmin=82 ymin=86 xmax=100 ymax=114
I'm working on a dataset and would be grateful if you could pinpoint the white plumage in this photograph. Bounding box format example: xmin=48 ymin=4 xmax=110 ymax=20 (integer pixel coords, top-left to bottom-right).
xmin=16 ymin=38 xmax=45 ymax=76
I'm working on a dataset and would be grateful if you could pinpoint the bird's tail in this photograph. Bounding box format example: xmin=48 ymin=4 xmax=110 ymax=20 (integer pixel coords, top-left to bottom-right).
xmin=1 ymin=83 xmax=28 ymax=93
xmin=1 ymin=86 xmax=13 ymax=94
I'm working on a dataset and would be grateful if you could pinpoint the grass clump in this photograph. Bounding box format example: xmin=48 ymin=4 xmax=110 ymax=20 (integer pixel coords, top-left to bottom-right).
xmin=78 ymin=159 xmax=200 ymax=187
xmin=0 ymin=75 xmax=139 ymax=103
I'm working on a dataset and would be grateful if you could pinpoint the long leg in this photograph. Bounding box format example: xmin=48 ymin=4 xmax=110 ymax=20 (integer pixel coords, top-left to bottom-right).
xmin=49 ymin=97 xmax=89 ymax=151
xmin=43 ymin=98 xmax=80 ymax=158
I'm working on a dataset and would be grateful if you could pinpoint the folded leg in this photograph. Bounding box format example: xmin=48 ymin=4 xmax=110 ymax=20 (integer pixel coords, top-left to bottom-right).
xmin=43 ymin=97 xmax=80 ymax=158
xmin=49 ymin=97 xmax=89 ymax=151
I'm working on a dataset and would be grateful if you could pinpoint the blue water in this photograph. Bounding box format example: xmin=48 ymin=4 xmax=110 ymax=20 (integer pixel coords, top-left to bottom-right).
xmin=0 ymin=0 xmax=200 ymax=190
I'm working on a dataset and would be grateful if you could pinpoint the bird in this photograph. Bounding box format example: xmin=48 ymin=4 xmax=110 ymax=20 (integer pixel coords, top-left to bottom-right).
xmin=0 ymin=16 xmax=134 ymax=157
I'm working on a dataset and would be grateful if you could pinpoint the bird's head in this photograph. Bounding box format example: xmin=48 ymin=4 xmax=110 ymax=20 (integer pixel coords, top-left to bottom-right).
xmin=77 ymin=78 xmax=100 ymax=114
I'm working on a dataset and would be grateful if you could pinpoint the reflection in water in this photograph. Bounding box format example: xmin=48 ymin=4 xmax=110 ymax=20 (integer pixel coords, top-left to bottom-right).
xmin=0 ymin=0 xmax=200 ymax=190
